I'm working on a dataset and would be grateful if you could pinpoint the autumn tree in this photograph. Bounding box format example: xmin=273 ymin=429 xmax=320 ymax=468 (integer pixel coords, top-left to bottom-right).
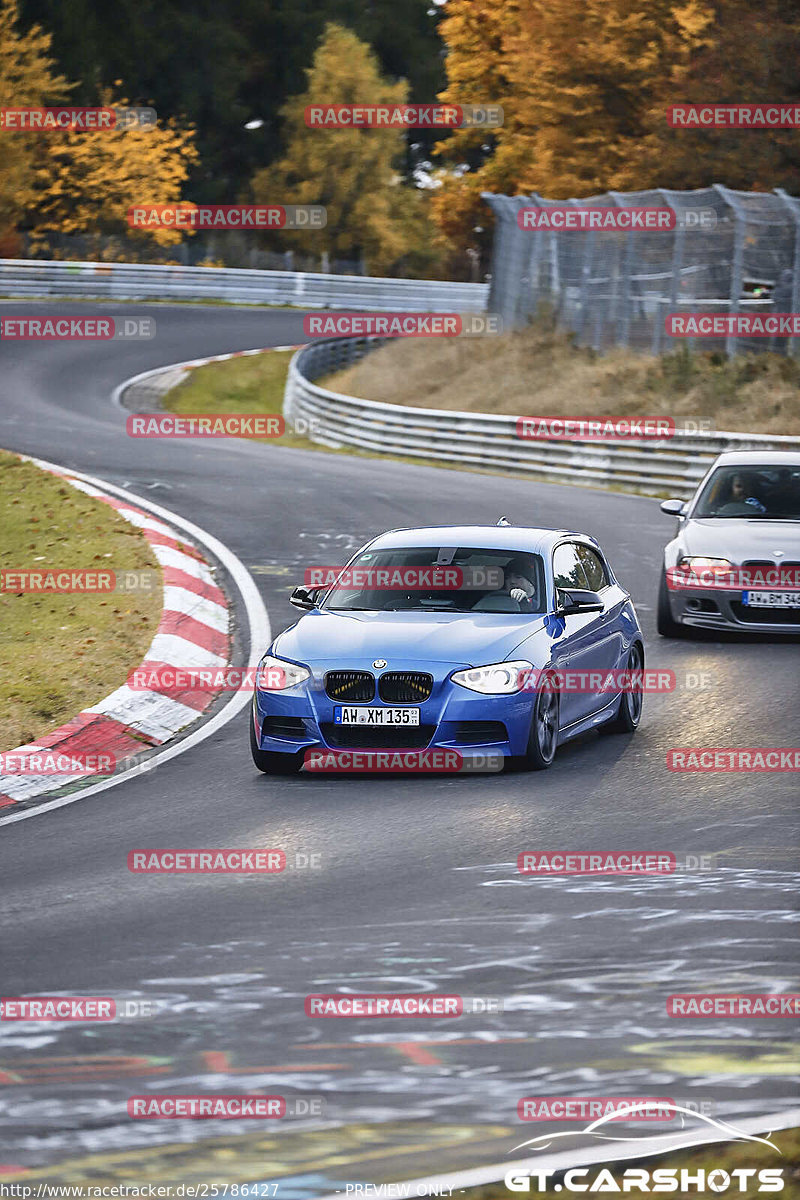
xmin=431 ymin=0 xmax=800 ymax=247
xmin=0 ymin=0 xmax=69 ymax=251
xmin=638 ymin=0 xmax=800 ymax=193
xmin=251 ymin=23 xmax=441 ymax=275
xmin=28 ymin=85 xmax=198 ymax=253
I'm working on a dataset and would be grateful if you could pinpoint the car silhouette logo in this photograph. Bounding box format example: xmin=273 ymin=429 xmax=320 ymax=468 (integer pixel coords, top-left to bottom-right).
xmin=373 ymin=659 xmax=387 ymax=669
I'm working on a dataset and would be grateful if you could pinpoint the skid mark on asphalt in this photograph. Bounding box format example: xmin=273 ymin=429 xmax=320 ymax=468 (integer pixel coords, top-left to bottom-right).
xmin=0 ymin=870 xmax=797 ymax=1169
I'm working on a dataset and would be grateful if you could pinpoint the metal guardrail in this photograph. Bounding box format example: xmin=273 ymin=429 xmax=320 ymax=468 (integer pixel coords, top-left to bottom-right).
xmin=284 ymin=337 xmax=800 ymax=498
xmin=0 ymin=258 xmax=488 ymax=312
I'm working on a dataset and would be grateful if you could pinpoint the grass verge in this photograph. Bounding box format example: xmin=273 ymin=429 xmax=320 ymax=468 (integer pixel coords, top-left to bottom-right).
xmin=463 ymin=1126 xmax=800 ymax=1199
xmin=322 ymin=320 xmax=800 ymax=435
xmin=165 ymin=349 xmax=319 ymax=450
xmin=0 ymin=452 xmax=162 ymax=748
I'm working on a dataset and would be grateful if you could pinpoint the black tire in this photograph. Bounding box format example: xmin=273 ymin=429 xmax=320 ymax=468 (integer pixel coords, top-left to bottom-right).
xmin=250 ymin=717 xmax=303 ymax=775
xmin=657 ymin=567 xmax=684 ymax=638
xmin=524 ymin=683 xmax=560 ymax=770
xmin=604 ymin=641 xmax=644 ymax=734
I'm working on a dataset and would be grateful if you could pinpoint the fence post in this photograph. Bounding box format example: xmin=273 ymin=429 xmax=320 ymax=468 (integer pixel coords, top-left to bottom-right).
xmin=775 ymin=188 xmax=800 ymax=359
xmin=570 ymin=199 xmax=595 ymax=344
xmin=713 ymin=185 xmax=744 ymax=359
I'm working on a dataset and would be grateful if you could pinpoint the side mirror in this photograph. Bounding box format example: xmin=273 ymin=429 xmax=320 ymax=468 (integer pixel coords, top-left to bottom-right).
xmin=660 ymin=498 xmax=686 ymax=516
xmin=290 ymin=585 xmax=322 ymax=611
xmin=557 ymin=588 xmax=605 ymax=615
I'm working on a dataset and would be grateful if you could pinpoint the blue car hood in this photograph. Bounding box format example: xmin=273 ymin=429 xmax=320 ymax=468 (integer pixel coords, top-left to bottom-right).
xmin=274 ymin=609 xmax=545 ymax=668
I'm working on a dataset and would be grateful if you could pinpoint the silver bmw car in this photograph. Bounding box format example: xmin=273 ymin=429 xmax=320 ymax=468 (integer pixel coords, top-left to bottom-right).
xmin=658 ymin=450 xmax=800 ymax=636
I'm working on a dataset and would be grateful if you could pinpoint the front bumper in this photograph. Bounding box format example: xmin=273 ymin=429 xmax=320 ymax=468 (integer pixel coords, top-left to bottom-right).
xmin=665 ymin=585 xmax=800 ymax=634
xmin=252 ymin=666 xmax=537 ymax=761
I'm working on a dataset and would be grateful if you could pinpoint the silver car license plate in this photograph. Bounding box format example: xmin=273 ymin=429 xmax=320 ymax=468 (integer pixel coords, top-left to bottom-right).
xmin=742 ymin=590 xmax=800 ymax=607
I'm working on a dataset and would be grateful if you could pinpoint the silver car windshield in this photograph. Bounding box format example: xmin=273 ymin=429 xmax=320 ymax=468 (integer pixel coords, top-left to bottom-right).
xmin=323 ymin=547 xmax=546 ymax=613
xmin=693 ymin=465 xmax=800 ymax=519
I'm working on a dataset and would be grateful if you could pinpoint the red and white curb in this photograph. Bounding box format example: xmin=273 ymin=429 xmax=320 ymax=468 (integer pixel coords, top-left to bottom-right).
xmin=0 ymin=457 xmax=270 ymax=821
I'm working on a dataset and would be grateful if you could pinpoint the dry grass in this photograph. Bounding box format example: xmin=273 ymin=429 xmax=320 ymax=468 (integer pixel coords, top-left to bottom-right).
xmin=323 ymin=321 xmax=800 ymax=434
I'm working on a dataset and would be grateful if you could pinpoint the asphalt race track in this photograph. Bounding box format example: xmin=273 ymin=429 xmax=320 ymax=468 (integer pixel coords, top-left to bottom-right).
xmin=1 ymin=302 xmax=799 ymax=1183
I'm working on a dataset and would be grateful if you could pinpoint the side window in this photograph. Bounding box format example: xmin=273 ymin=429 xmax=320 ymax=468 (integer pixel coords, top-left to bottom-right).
xmin=552 ymin=543 xmax=589 ymax=590
xmin=577 ymin=545 xmax=610 ymax=591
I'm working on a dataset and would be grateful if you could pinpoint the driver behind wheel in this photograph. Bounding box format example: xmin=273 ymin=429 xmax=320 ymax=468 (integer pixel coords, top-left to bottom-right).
xmin=504 ymin=556 xmax=538 ymax=607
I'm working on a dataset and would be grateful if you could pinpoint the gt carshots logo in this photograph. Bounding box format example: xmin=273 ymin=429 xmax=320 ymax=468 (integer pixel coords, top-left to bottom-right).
xmin=507 ymin=1105 xmax=785 ymax=1192
xmin=504 ymin=1167 xmax=784 ymax=1192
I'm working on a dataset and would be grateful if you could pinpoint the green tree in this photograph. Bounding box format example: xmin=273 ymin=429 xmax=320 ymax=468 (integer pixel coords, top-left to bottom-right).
xmin=19 ymin=0 xmax=445 ymax=204
xmin=251 ymin=23 xmax=437 ymax=275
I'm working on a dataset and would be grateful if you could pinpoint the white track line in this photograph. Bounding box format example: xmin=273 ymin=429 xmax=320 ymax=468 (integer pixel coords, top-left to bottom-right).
xmin=0 ymin=458 xmax=270 ymax=828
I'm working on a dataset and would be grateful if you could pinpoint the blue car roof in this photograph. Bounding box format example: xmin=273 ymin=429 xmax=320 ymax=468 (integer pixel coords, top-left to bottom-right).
xmin=364 ymin=525 xmax=579 ymax=555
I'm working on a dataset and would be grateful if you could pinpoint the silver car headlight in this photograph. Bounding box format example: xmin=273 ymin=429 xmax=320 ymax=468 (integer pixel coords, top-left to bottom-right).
xmin=451 ymin=659 xmax=533 ymax=695
xmin=679 ymin=556 xmax=734 ymax=572
xmin=256 ymin=654 xmax=310 ymax=691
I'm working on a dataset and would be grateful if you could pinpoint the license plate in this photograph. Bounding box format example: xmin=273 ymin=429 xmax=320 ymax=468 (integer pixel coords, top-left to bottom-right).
xmin=334 ymin=707 xmax=420 ymax=726
xmin=742 ymin=590 xmax=800 ymax=608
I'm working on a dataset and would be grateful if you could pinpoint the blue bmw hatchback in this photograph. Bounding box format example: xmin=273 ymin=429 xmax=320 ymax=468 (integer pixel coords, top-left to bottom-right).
xmin=250 ymin=524 xmax=644 ymax=774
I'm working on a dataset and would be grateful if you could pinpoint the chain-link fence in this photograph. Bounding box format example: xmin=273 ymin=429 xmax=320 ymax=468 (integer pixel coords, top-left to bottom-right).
xmin=483 ymin=186 xmax=800 ymax=357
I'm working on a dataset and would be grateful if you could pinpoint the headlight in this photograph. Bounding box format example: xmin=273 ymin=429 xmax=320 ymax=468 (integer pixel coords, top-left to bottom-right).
xmin=256 ymin=654 xmax=310 ymax=691
xmin=679 ymin=557 xmax=733 ymax=572
xmin=451 ymin=659 xmax=533 ymax=695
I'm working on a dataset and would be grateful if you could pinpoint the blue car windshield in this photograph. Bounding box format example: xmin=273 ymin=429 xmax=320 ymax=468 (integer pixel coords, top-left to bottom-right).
xmin=323 ymin=546 xmax=546 ymax=614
